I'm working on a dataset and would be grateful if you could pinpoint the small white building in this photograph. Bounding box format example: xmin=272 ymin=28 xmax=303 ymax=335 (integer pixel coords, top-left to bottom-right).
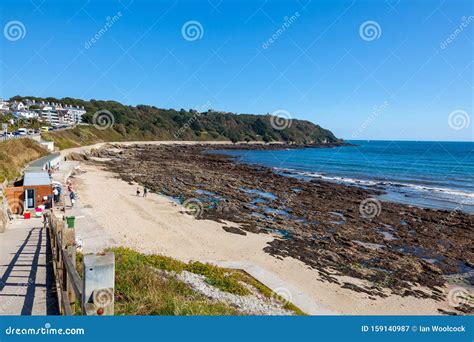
xmin=57 ymin=109 xmax=75 ymax=125
xmin=39 ymin=140 xmax=54 ymax=152
xmin=11 ymin=102 xmax=26 ymax=111
xmin=0 ymin=99 xmax=10 ymax=112
xmin=14 ymin=110 xmax=39 ymax=119
xmin=64 ymin=106 xmax=86 ymax=123
xmin=41 ymin=111 xmax=60 ymax=126
xmin=41 ymin=104 xmax=53 ymax=111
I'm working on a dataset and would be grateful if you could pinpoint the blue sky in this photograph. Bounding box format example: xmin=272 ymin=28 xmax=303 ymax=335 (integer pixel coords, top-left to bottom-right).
xmin=0 ymin=0 xmax=472 ymax=141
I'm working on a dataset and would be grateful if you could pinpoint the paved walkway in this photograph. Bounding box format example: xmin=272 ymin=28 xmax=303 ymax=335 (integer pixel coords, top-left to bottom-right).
xmin=0 ymin=218 xmax=58 ymax=315
xmin=26 ymin=152 xmax=61 ymax=172
xmin=52 ymin=159 xmax=117 ymax=254
xmin=0 ymin=155 xmax=113 ymax=316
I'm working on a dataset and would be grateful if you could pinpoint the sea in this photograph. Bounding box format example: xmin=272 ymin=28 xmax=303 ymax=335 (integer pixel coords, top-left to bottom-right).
xmin=215 ymin=140 xmax=474 ymax=214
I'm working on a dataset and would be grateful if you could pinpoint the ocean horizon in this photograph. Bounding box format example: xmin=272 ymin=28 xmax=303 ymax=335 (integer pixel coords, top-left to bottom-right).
xmin=214 ymin=140 xmax=474 ymax=214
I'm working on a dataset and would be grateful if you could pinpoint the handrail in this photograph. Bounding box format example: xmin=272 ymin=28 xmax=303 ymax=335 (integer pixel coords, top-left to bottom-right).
xmin=61 ymin=291 xmax=73 ymax=316
xmin=61 ymin=248 xmax=83 ymax=299
xmin=44 ymin=209 xmax=114 ymax=315
xmin=44 ymin=210 xmax=82 ymax=315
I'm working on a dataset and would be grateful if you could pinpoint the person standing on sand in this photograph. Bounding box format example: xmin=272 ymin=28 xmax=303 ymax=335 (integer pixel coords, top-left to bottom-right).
xmin=143 ymin=187 xmax=148 ymax=197
xmin=70 ymin=191 xmax=76 ymax=207
xmin=136 ymin=187 xmax=141 ymax=196
xmin=53 ymin=187 xmax=59 ymax=203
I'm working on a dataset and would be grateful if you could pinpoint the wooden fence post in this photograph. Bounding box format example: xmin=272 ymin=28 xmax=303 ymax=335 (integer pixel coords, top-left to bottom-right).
xmin=82 ymin=253 xmax=115 ymax=315
xmin=61 ymin=219 xmax=76 ymax=308
xmin=66 ymin=245 xmax=77 ymax=305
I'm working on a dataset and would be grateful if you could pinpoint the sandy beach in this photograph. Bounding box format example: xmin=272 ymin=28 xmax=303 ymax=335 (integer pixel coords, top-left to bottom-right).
xmin=63 ymin=141 xmax=463 ymax=315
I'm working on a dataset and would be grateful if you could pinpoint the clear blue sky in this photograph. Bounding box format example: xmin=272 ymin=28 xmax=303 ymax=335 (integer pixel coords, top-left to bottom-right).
xmin=0 ymin=0 xmax=472 ymax=141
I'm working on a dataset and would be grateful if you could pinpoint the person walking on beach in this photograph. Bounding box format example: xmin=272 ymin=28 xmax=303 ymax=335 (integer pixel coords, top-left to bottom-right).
xmin=136 ymin=187 xmax=141 ymax=196
xmin=53 ymin=187 xmax=59 ymax=203
xmin=70 ymin=191 xmax=76 ymax=207
xmin=143 ymin=187 xmax=148 ymax=197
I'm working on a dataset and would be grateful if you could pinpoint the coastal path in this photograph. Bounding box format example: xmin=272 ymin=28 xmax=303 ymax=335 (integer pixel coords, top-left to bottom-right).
xmin=0 ymin=216 xmax=58 ymax=315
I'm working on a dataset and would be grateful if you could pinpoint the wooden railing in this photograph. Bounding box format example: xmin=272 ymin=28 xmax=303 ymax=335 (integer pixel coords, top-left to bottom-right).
xmin=0 ymin=180 xmax=10 ymax=233
xmin=44 ymin=210 xmax=115 ymax=315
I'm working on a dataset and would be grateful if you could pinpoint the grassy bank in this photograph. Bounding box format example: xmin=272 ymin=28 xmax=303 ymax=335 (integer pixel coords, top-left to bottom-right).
xmin=41 ymin=126 xmax=127 ymax=150
xmin=41 ymin=125 xmax=231 ymax=150
xmin=77 ymin=248 xmax=304 ymax=315
xmin=0 ymin=139 xmax=48 ymax=182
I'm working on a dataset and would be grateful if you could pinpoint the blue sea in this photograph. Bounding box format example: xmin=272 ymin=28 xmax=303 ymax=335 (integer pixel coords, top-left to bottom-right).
xmin=216 ymin=141 xmax=474 ymax=214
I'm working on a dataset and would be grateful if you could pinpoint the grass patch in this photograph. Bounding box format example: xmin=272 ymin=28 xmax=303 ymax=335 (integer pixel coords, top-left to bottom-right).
xmin=114 ymin=247 xmax=250 ymax=297
xmin=74 ymin=247 xmax=304 ymax=315
xmin=41 ymin=126 xmax=127 ymax=150
xmin=232 ymin=271 xmax=306 ymax=315
xmin=0 ymin=139 xmax=48 ymax=182
xmin=112 ymin=247 xmax=238 ymax=315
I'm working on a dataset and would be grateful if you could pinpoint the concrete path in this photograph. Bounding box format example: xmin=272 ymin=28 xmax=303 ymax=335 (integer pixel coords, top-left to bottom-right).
xmin=0 ymin=218 xmax=58 ymax=315
xmin=52 ymin=160 xmax=117 ymax=254
xmin=51 ymin=160 xmax=79 ymax=185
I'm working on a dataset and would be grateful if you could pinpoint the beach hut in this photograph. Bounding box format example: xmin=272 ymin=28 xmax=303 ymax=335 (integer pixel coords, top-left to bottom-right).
xmin=4 ymin=153 xmax=60 ymax=215
xmin=4 ymin=170 xmax=53 ymax=215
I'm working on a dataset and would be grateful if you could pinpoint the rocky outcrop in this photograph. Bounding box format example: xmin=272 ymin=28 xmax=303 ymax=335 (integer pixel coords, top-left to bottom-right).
xmin=88 ymin=143 xmax=473 ymax=313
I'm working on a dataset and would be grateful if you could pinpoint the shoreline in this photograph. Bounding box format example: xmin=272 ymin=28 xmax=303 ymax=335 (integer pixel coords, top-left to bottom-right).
xmin=212 ymin=145 xmax=474 ymax=215
xmin=66 ymin=141 xmax=473 ymax=315
xmin=73 ymin=162 xmax=456 ymax=315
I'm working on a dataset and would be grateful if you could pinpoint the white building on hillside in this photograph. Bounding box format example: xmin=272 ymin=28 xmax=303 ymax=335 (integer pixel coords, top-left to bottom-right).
xmin=41 ymin=110 xmax=60 ymax=126
xmin=0 ymin=99 xmax=10 ymax=113
xmin=64 ymin=106 xmax=86 ymax=123
xmin=57 ymin=109 xmax=75 ymax=125
xmin=11 ymin=101 xmax=26 ymax=111
xmin=14 ymin=110 xmax=39 ymax=119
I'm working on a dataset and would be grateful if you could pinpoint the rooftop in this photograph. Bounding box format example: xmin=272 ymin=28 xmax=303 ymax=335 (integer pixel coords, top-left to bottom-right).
xmin=23 ymin=171 xmax=51 ymax=186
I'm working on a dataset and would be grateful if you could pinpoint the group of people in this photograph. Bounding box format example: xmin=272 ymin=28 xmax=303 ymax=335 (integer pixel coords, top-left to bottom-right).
xmin=136 ymin=186 xmax=148 ymax=197
xmin=51 ymin=180 xmax=76 ymax=207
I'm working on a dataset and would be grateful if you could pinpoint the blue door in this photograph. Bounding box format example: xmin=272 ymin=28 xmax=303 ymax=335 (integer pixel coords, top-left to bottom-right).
xmin=25 ymin=188 xmax=35 ymax=209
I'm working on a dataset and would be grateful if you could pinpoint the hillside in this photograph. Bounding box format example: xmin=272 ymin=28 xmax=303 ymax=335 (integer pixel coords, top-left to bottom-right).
xmin=0 ymin=139 xmax=48 ymax=182
xmin=10 ymin=96 xmax=341 ymax=146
